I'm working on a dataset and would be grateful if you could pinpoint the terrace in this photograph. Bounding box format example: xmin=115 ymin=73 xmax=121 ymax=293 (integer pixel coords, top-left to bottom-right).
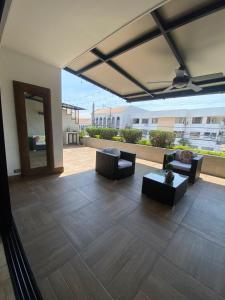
xmin=10 ymin=145 xmax=225 ymax=299
xmin=1 ymin=0 xmax=225 ymax=299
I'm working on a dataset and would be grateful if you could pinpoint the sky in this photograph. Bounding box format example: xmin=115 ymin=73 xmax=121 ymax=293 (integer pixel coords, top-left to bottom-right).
xmin=62 ymin=70 xmax=225 ymax=118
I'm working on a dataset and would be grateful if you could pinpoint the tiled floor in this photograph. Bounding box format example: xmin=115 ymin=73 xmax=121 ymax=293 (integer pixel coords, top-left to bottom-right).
xmin=0 ymin=238 xmax=15 ymax=299
xmin=10 ymin=146 xmax=225 ymax=300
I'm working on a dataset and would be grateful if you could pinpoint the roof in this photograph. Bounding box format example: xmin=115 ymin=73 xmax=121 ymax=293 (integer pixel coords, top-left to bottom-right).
xmin=62 ymin=103 xmax=85 ymax=111
xmin=95 ymin=106 xmax=128 ymax=115
xmin=65 ymin=0 xmax=225 ymax=102
xmin=79 ymin=118 xmax=92 ymax=125
xmin=134 ymin=106 xmax=225 ymax=118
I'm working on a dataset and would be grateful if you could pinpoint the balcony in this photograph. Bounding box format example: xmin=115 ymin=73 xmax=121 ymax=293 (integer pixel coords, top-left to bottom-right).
xmin=10 ymin=145 xmax=225 ymax=299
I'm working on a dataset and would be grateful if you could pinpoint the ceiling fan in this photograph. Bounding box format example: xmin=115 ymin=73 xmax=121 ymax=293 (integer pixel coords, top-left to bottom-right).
xmin=146 ymin=69 xmax=223 ymax=93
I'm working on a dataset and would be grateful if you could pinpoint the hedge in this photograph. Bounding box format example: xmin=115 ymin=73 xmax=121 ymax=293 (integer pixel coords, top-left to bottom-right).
xmin=120 ymin=129 xmax=142 ymax=143
xmin=137 ymin=139 xmax=151 ymax=145
xmin=172 ymin=145 xmax=225 ymax=157
xmin=112 ymin=136 xmax=124 ymax=142
xmin=149 ymin=130 xmax=175 ymax=148
xmin=86 ymin=127 xmax=101 ymax=137
xmin=86 ymin=127 xmax=118 ymax=140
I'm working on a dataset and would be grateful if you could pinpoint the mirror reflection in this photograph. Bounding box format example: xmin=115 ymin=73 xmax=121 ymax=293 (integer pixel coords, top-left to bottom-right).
xmin=25 ymin=93 xmax=47 ymax=168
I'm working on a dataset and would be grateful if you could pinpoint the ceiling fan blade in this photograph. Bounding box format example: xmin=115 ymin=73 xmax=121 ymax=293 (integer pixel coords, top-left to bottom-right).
xmin=164 ymin=85 xmax=174 ymax=92
xmin=146 ymin=81 xmax=172 ymax=84
xmin=192 ymin=72 xmax=224 ymax=82
xmin=188 ymin=82 xmax=202 ymax=92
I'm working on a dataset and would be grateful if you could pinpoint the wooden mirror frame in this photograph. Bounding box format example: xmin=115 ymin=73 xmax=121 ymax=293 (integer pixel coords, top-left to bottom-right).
xmin=13 ymin=81 xmax=54 ymax=176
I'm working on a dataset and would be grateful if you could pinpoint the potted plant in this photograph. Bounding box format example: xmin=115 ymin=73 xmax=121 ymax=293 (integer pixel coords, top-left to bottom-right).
xmin=165 ymin=163 xmax=174 ymax=183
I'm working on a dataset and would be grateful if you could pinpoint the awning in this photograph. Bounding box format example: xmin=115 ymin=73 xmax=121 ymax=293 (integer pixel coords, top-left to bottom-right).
xmin=65 ymin=0 xmax=225 ymax=102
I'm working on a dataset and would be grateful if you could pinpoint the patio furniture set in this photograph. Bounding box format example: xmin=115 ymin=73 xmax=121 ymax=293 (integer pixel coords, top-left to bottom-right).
xmin=96 ymin=148 xmax=203 ymax=206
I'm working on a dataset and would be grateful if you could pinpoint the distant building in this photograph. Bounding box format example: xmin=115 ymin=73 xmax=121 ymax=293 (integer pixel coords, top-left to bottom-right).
xmin=94 ymin=105 xmax=149 ymax=129
xmin=95 ymin=105 xmax=225 ymax=151
xmin=62 ymin=103 xmax=85 ymax=144
xmin=79 ymin=118 xmax=92 ymax=131
xmin=132 ymin=106 xmax=225 ymax=151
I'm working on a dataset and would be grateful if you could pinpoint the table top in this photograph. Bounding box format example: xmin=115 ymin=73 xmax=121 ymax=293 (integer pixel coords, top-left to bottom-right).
xmin=143 ymin=170 xmax=188 ymax=188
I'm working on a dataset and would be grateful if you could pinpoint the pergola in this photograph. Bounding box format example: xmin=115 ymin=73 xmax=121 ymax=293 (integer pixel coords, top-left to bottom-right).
xmin=65 ymin=0 xmax=225 ymax=102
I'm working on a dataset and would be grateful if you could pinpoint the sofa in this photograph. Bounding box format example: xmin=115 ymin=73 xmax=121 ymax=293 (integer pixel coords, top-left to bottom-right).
xmin=163 ymin=150 xmax=203 ymax=183
xmin=96 ymin=148 xmax=136 ymax=180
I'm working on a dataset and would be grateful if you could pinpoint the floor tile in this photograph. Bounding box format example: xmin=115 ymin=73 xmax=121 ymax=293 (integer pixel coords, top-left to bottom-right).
xmin=164 ymin=226 xmax=225 ymax=298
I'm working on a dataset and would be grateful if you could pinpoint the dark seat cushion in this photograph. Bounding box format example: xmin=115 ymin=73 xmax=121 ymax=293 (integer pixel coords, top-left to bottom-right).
xmin=170 ymin=160 xmax=191 ymax=171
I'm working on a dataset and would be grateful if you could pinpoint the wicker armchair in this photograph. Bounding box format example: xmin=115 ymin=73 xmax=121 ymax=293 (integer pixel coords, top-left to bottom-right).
xmin=96 ymin=149 xmax=136 ymax=179
xmin=163 ymin=150 xmax=203 ymax=183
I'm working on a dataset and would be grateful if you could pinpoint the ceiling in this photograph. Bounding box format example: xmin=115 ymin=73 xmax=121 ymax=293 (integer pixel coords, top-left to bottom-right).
xmin=2 ymin=0 xmax=225 ymax=102
xmin=1 ymin=0 xmax=167 ymax=67
xmin=64 ymin=0 xmax=225 ymax=102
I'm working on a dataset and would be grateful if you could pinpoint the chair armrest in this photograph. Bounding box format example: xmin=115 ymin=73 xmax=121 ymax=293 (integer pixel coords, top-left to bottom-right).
xmin=163 ymin=151 xmax=176 ymax=169
xmin=120 ymin=151 xmax=136 ymax=163
xmin=96 ymin=150 xmax=119 ymax=169
xmin=191 ymin=155 xmax=203 ymax=172
xmin=192 ymin=155 xmax=203 ymax=161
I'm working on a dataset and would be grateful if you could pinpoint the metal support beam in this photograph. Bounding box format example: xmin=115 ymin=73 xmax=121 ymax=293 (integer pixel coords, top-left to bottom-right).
xmin=75 ymin=1 xmax=225 ymax=75
xmin=124 ymin=76 xmax=225 ymax=99
xmin=64 ymin=67 xmax=125 ymax=100
xmin=91 ymin=49 xmax=154 ymax=97
xmin=126 ymin=84 xmax=225 ymax=102
xmin=151 ymin=10 xmax=190 ymax=75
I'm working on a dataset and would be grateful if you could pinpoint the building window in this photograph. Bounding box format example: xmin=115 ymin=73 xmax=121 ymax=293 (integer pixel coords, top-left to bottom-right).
xmin=175 ymin=117 xmax=186 ymax=124
xmin=190 ymin=132 xmax=201 ymax=139
xmin=141 ymin=118 xmax=149 ymax=124
xmin=132 ymin=118 xmax=140 ymax=124
xmin=203 ymin=132 xmax=210 ymax=139
xmin=206 ymin=117 xmax=219 ymax=124
xmin=111 ymin=117 xmax=115 ymax=128
xmin=107 ymin=117 xmax=111 ymax=127
xmin=192 ymin=117 xmax=203 ymax=124
xmin=116 ymin=117 xmax=120 ymax=129
xmin=152 ymin=118 xmax=158 ymax=124
xmin=203 ymin=132 xmax=217 ymax=140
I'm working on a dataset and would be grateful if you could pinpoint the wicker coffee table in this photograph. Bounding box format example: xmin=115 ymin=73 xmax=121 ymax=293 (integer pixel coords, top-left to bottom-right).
xmin=142 ymin=170 xmax=188 ymax=206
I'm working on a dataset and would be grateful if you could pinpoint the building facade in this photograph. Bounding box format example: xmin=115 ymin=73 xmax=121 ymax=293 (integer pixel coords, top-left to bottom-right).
xmin=95 ymin=105 xmax=225 ymax=151
xmin=94 ymin=106 xmax=150 ymax=129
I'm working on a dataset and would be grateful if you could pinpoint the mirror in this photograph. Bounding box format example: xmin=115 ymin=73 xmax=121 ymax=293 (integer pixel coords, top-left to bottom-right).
xmin=13 ymin=81 xmax=54 ymax=176
xmin=25 ymin=94 xmax=47 ymax=169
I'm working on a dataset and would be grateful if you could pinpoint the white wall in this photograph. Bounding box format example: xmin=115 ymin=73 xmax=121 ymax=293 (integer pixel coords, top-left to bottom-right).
xmin=62 ymin=109 xmax=79 ymax=133
xmin=0 ymin=47 xmax=63 ymax=176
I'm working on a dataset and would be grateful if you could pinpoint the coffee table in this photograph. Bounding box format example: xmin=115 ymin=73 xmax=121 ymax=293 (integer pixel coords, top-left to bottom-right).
xmin=142 ymin=170 xmax=188 ymax=206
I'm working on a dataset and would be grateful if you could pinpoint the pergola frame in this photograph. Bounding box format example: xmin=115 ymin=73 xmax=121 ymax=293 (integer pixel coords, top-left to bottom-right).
xmin=65 ymin=0 xmax=225 ymax=102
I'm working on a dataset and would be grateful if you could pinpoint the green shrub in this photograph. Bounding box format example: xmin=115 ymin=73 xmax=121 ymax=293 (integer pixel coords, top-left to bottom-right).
xmin=149 ymin=130 xmax=175 ymax=148
xmin=86 ymin=127 xmax=118 ymax=140
xmin=79 ymin=130 xmax=86 ymax=139
xmin=178 ymin=138 xmax=192 ymax=146
xmin=137 ymin=139 xmax=150 ymax=145
xmin=120 ymin=129 xmax=142 ymax=143
xmin=94 ymin=134 xmax=101 ymax=139
xmin=99 ymin=128 xmax=118 ymax=140
xmin=86 ymin=127 xmax=101 ymax=137
xmin=112 ymin=136 xmax=124 ymax=142
xmin=172 ymin=145 xmax=225 ymax=157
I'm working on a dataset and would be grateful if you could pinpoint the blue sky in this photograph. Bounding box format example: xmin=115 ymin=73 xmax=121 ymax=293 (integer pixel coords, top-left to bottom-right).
xmin=62 ymin=70 xmax=225 ymax=117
